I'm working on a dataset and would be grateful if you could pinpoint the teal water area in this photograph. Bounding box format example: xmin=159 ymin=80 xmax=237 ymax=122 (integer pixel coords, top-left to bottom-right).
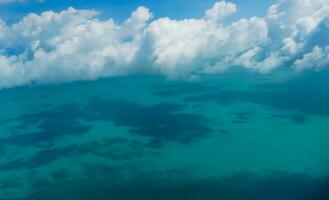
xmin=0 ymin=71 xmax=329 ymax=200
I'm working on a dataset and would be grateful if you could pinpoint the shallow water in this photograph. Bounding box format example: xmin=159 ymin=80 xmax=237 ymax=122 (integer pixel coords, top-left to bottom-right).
xmin=0 ymin=72 xmax=329 ymax=200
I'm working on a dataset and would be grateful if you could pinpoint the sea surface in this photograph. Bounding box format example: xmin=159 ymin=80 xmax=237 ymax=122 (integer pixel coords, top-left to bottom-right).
xmin=0 ymin=71 xmax=329 ymax=200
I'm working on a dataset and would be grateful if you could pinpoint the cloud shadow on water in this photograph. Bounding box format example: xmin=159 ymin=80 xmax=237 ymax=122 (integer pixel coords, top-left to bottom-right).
xmin=185 ymin=72 xmax=329 ymax=117
xmin=24 ymin=170 xmax=329 ymax=200
xmin=151 ymin=82 xmax=219 ymax=97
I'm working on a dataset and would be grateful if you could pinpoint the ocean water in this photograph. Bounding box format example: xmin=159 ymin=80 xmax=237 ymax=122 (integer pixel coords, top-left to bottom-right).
xmin=0 ymin=71 xmax=329 ymax=200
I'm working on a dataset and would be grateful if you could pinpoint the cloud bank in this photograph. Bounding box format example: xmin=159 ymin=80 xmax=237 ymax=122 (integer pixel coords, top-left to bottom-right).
xmin=0 ymin=0 xmax=329 ymax=88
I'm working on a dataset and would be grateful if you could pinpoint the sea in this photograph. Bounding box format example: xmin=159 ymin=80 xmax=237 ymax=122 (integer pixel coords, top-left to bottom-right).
xmin=0 ymin=70 xmax=328 ymax=200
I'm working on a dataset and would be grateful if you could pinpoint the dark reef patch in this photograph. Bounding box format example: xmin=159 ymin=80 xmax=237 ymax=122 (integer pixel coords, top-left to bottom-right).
xmin=0 ymin=99 xmax=211 ymax=149
xmin=84 ymin=99 xmax=212 ymax=144
xmin=0 ymin=138 xmax=142 ymax=170
xmin=230 ymin=111 xmax=254 ymax=124
xmin=1 ymin=104 xmax=90 ymax=147
xmin=0 ymin=178 xmax=20 ymax=190
xmin=50 ymin=168 xmax=70 ymax=181
xmin=267 ymin=113 xmax=308 ymax=124
xmin=0 ymin=99 xmax=212 ymax=172
xmin=0 ymin=146 xmax=5 ymax=154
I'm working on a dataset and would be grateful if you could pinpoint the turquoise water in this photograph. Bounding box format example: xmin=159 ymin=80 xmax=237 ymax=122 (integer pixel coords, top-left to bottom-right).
xmin=0 ymin=71 xmax=329 ymax=200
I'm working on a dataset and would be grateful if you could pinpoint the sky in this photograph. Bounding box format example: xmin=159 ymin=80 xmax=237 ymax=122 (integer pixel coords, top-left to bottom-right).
xmin=0 ymin=0 xmax=275 ymax=23
xmin=0 ymin=0 xmax=329 ymax=88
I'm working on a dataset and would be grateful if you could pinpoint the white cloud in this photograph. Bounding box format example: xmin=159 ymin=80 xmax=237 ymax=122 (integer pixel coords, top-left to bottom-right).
xmin=204 ymin=1 xmax=236 ymax=23
xmin=0 ymin=0 xmax=329 ymax=88
xmin=294 ymin=45 xmax=329 ymax=71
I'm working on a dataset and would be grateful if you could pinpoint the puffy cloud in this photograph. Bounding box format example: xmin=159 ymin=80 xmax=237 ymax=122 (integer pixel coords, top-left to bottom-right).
xmin=204 ymin=1 xmax=236 ymax=23
xmin=0 ymin=0 xmax=329 ymax=88
xmin=294 ymin=45 xmax=329 ymax=71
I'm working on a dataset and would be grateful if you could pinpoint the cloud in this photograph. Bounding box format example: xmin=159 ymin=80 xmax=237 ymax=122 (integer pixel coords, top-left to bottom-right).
xmin=204 ymin=1 xmax=236 ymax=22
xmin=294 ymin=45 xmax=329 ymax=71
xmin=0 ymin=0 xmax=329 ymax=88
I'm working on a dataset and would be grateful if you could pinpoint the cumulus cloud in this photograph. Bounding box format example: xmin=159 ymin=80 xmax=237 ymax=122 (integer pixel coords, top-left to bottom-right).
xmin=294 ymin=45 xmax=329 ymax=71
xmin=0 ymin=0 xmax=329 ymax=88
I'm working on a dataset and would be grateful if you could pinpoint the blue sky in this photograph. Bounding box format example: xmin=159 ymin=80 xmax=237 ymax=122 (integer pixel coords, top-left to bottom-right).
xmin=0 ymin=0 xmax=275 ymax=23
